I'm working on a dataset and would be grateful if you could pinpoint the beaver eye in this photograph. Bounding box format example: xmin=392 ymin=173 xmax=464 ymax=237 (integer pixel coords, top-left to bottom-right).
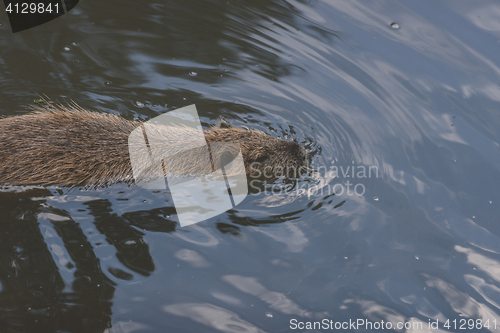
xmin=254 ymin=155 xmax=267 ymax=163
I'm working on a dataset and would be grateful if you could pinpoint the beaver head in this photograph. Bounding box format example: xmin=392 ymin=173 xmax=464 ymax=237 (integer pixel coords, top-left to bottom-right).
xmin=204 ymin=125 xmax=308 ymax=180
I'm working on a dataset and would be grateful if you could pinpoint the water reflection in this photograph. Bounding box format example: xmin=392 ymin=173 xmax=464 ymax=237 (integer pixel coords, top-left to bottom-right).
xmin=85 ymin=199 xmax=155 ymax=276
xmin=0 ymin=189 xmax=114 ymax=332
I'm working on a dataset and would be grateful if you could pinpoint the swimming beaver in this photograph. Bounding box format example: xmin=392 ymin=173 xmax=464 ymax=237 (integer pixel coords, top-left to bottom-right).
xmin=0 ymin=102 xmax=307 ymax=187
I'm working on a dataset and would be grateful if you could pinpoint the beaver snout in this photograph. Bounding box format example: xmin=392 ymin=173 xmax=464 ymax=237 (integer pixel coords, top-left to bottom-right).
xmin=285 ymin=140 xmax=307 ymax=160
xmin=280 ymin=141 xmax=307 ymax=165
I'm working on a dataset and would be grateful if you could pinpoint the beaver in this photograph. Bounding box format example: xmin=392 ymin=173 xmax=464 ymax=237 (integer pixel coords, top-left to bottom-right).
xmin=0 ymin=101 xmax=307 ymax=187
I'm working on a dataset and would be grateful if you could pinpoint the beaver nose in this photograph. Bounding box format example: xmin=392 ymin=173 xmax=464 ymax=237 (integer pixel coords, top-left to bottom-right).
xmin=298 ymin=145 xmax=306 ymax=157
xmin=288 ymin=141 xmax=306 ymax=158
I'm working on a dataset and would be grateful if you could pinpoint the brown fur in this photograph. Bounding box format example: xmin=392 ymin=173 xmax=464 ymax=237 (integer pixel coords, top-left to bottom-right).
xmin=0 ymin=102 xmax=307 ymax=187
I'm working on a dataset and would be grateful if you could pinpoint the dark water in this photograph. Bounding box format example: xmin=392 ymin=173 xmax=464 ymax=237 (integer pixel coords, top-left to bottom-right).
xmin=1 ymin=0 xmax=500 ymax=332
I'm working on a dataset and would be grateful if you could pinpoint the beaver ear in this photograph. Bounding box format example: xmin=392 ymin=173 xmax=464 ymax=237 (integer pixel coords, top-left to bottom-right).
xmin=218 ymin=117 xmax=233 ymax=129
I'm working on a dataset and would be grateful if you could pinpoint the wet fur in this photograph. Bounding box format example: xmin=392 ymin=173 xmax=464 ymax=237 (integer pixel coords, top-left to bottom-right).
xmin=0 ymin=102 xmax=307 ymax=187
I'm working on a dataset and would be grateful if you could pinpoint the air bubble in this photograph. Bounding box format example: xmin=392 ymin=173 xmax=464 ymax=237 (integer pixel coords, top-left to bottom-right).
xmin=189 ymin=71 xmax=197 ymax=76
xmin=136 ymin=101 xmax=144 ymax=107
xmin=374 ymin=197 xmax=379 ymax=201
xmin=390 ymin=22 xmax=400 ymax=29
xmin=63 ymin=46 xmax=70 ymax=51
xmin=265 ymin=312 xmax=273 ymax=318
